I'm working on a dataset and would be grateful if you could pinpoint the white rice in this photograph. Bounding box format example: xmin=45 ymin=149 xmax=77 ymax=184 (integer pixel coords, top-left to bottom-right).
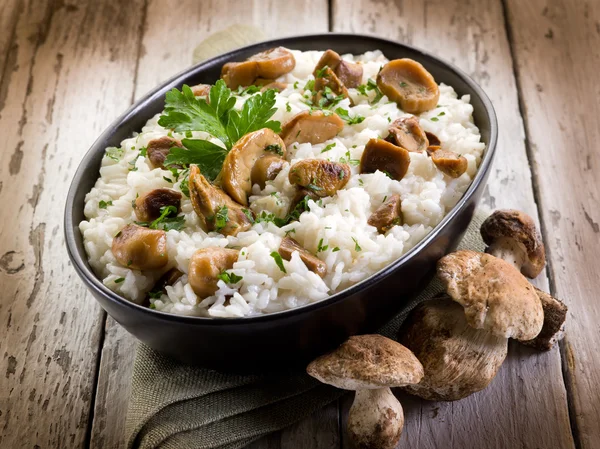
xmin=80 ymin=49 xmax=485 ymax=318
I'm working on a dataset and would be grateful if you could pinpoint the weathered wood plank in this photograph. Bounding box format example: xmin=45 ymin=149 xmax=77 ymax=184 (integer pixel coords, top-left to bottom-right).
xmin=333 ymin=0 xmax=574 ymax=448
xmin=0 ymin=0 xmax=21 ymax=85
xmin=90 ymin=1 xmax=330 ymax=447
xmin=504 ymin=1 xmax=600 ymax=448
xmin=0 ymin=0 xmax=145 ymax=447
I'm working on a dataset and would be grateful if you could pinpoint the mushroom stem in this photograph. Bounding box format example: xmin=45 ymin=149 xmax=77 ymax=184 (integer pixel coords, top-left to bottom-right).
xmin=347 ymin=388 xmax=404 ymax=449
xmin=486 ymin=236 xmax=528 ymax=272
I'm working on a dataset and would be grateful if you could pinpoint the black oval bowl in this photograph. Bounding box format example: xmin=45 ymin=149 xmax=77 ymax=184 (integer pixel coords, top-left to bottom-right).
xmin=65 ymin=33 xmax=497 ymax=371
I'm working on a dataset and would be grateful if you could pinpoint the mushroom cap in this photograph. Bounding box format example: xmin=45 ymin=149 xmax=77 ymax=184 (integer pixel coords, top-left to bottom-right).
xmin=437 ymin=250 xmax=544 ymax=340
xmin=307 ymin=335 xmax=424 ymax=390
xmin=399 ymin=296 xmax=508 ymax=401
xmin=480 ymin=209 xmax=546 ymax=278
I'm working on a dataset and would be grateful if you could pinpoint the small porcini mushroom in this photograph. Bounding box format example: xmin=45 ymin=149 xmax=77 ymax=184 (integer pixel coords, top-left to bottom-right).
xmin=188 ymin=165 xmax=253 ymax=236
xmin=218 ymin=128 xmax=287 ymax=205
xmin=480 ymin=209 xmax=546 ymax=278
xmin=313 ymin=67 xmax=350 ymax=107
xmin=134 ymin=188 xmax=182 ymax=222
xmin=221 ymin=61 xmax=259 ymax=89
xmin=360 ymin=138 xmax=411 ymax=181
xmin=188 ymin=247 xmax=239 ymax=298
xmin=278 ymin=237 xmax=327 ymax=277
xmin=425 ymin=131 xmax=440 ymax=146
xmin=368 ymin=194 xmax=403 ymax=233
xmin=399 ymin=296 xmax=508 ymax=401
xmin=437 ymin=249 xmax=543 ymax=340
xmin=112 ymin=224 xmax=168 ymax=271
xmin=280 ymin=110 xmax=344 ymax=146
xmin=288 ymin=159 xmax=350 ymax=197
xmin=251 ymin=154 xmax=287 ymax=189
xmin=147 ymin=136 xmax=183 ymax=169
xmin=521 ymin=287 xmax=568 ymax=350
xmin=307 ymin=335 xmax=423 ymax=449
xmin=430 ymin=148 xmax=468 ymax=178
xmin=247 ymin=46 xmax=296 ymax=79
xmin=314 ymin=49 xmax=363 ymax=88
xmin=377 ymin=59 xmax=440 ymax=114
xmin=387 ymin=116 xmax=429 ymax=153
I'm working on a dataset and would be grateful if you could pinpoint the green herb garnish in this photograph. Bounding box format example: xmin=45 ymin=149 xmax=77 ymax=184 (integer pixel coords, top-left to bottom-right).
xmin=106 ymin=147 xmax=124 ymax=161
xmin=352 ymin=237 xmax=362 ymax=252
xmin=136 ymin=205 xmax=185 ymax=231
xmin=340 ymin=150 xmax=360 ymax=166
xmin=335 ymin=108 xmax=365 ymax=125
xmin=114 ymin=277 xmax=125 ymax=284
xmin=317 ymin=238 xmax=328 ymax=253
xmin=99 ymin=200 xmax=112 ymax=209
xmin=265 ymin=144 xmax=283 ymax=156
xmin=321 ymin=142 xmax=336 ymax=153
xmin=213 ymin=205 xmax=229 ymax=231
xmin=217 ymin=270 xmax=243 ymax=284
xmin=270 ymin=251 xmax=287 ymax=273
xmin=332 ymin=247 xmax=340 ymax=252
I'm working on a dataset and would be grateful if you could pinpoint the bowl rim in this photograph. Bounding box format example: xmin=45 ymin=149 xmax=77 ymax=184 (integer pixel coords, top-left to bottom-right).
xmin=64 ymin=32 xmax=497 ymax=326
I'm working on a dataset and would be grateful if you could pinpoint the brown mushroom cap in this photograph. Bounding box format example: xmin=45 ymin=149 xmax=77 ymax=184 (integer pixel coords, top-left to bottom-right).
xmin=221 ymin=61 xmax=259 ymax=89
xmin=147 ymin=136 xmax=183 ymax=169
xmin=307 ymin=335 xmax=424 ymax=390
xmin=377 ymin=58 xmax=440 ymax=114
xmin=480 ymin=209 xmax=546 ymax=278
xmin=430 ymin=148 xmax=468 ymax=178
xmin=313 ymin=67 xmax=350 ymax=106
xmin=437 ymin=250 xmax=543 ymax=340
xmin=280 ymin=110 xmax=344 ymax=146
xmin=314 ymin=49 xmax=363 ymax=88
xmin=188 ymin=247 xmax=239 ymax=298
xmin=387 ymin=116 xmax=429 ymax=153
xmin=219 ymin=128 xmax=286 ymax=206
xmin=278 ymin=236 xmax=327 ymax=277
xmin=247 ymin=46 xmax=296 ymax=79
xmin=111 ymin=224 xmax=168 ymax=271
xmin=520 ymin=287 xmax=568 ymax=350
xmin=425 ymin=131 xmax=441 ymax=146
xmin=399 ymin=296 xmax=508 ymax=401
xmin=134 ymin=188 xmax=182 ymax=222
xmin=288 ymin=159 xmax=350 ymax=197
xmin=368 ymin=194 xmax=403 ymax=233
xmin=360 ymin=138 xmax=411 ymax=181
xmin=251 ymin=154 xmax=288 ymax=189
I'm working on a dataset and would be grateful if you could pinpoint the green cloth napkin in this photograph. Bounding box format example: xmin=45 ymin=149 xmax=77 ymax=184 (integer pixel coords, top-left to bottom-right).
xmin=125 ymin=27 xmax=491 ymax=448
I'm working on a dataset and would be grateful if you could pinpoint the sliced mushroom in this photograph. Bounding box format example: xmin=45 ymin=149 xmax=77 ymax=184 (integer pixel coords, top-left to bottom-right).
xmin=221 ymin=61 xmax=259 ymax=89
xmin=377 ymin=59 xmax=440 ymax=114
xmin=111 ymin=224 xmax=168 ymax=270
xmin=278 ymin=236 xmax=327 ymax=277
xmin=251 ymin=154 xmax=288 ymax=189
xmin=134 ymin=188 xmax=182 ymax=222
xmin=307 ymin=335 xmax=423 ymax=449
xmin=188 ymin=165 xmax=253 ymax=236
xmin=425 ymin=131 xmax=441 ymax=146
xmin=430 ymin=148 xmax=468 ymax=178
xmin=313 ymin=67 xmax=350 ymax=106
xmin=190 ymin=83 xmax=211 ymax=97
xmin=219 ymin=128 xmax=287 ymax=206
xmin=399 ymin=296 xmax=508 ymax=401
xmin=360 ymin=138 xmax=411 ymax=181
xmin=387 ymin=116 xmax=429 ymax=153
xmin=288 ymin=159 xmax=350 ymax=197
xmin=188 ymin=247 xmax=239 ymax=298
xmin=259 ymin=81 xmax=288 ymax=92
xmin=368 ymin=194 xmax=403 ymax=233
xmin=314 ymin=49 xmax=363 ymax=88
xmin=147 ymin=136 xmax=184 ymax=169
xmin=280 ymin=111 xmax=345 ymax=146
xmin=247 ymin=47 xmax=296 ymax=79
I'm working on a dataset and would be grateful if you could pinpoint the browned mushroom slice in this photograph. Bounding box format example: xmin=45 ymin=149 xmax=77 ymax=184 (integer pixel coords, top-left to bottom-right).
xmin=147 ymin=136 xmax=184 ymax=169
xmin=425 ymin=131 xmax=441 ymax=146
xmin=387 ymin=116 xmax=429 ymax=153
xmin=144 ymin=267 xmax=184 ymax=305
xmin=360 ymin=138 xmax=411 ymax=181
xmin=368 ymin=194 xmax=403 ymax=233
xmin=313 ymin=67 xmax=350 ymax=107
xmin=112 ymin=224 xmax=168 ymax=270
xmin=247 ymin=47 xmax=296 ymax=79
xmin=280 ymin=111 xmax=345 ymax=146
xmin=314 ymin=49 xmax=363 ymax=88
xmin=188 ymin=165 xmax=253 ymax=236
xmin=188 ymin=248 xmax=240 ymax=298
xmin=219 ymin=128 xmax=287 ymax=206
xmin=221 ymin=61 xmax=259 ymax=89
xmin=134 ymin=188 xmax=182 ymax=222
xmin=251 ymin=154 xmax=287 ymax=189
xmin=279 ymin=237 xmax=327 ymax=277
xmin=288 ymin=159 xmax=350 ymax=197
xmin=377 ymin=59 xmax=440 ymax=114
xmin=190 ymin=84 xmax=211 ymax=97
xmin=430 ymin=149 xmax=468 ymax=178
xmin=259 ymin=81 xmax=288 ymax=92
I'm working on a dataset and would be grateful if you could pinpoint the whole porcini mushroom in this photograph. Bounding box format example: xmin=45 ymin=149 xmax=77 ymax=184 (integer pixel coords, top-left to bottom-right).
xmin=307 ymin=335 xmax=423 ymax=449
xmin=480 ymin=209 xmax=546 ymax=278
xmin=399 ymin=295 xmax=508 ymax=401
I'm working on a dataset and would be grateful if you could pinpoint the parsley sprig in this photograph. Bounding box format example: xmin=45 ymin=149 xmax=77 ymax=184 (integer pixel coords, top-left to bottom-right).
xmin=335 ymin=108 xmax=365 ymax=125
xmin=135 ymin=205 xmax=185 ymax=231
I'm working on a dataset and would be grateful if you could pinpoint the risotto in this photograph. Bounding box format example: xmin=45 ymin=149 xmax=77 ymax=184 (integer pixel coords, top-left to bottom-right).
xmin=79 ymin=48 xmax=485 ymax=318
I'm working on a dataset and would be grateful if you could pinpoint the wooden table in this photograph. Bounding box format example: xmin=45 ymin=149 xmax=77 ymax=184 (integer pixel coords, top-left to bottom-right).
xmin=1 ymin=0 xmax=598 ymax=447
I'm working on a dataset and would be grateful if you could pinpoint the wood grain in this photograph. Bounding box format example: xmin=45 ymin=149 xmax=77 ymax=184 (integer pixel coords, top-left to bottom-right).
xmin=89 ymin=1 xmax=330 ymax=447
xmin=332 ymin=0 xmax=575 ymax=448
xmin=504 ymin=1 xmax=600 ymax=447
xmin=0 ymin=0 xmax=145 ymax=447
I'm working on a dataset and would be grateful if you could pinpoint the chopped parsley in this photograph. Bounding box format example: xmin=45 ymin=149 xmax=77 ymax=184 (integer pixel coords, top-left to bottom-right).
xmin=356 ymin=78 xmax=383 ymax=103
xmin=148 ymin=290 xmax=163 ymax=299
xmin=264 ymin=144 xmax=284 ymax=156
xmin=438 ymin=111 xmax=446 ymax=116
xmin=321 ymin=142 xmax=336 ymax=153
xmin=338 ymin=170 xmax=345 ymax=180
xmin=332 ymin=247 xmax=340 ymax=252
xmin=217 ymin=270 xmax=243 ymax=284
xmin=135 ymin=205 xmax=185 ymax=231
xmin=352 ymin=237 xmax=362 ymax=252
xmin=317 ymin=238 xmax=328 ymax=253
xmin=213 ymin=205 xmax=229 ymax=231
xmin=303 ymin=79 xmax=315 ymax=92
xmin=99 ymin=200 xmax=112 ymax=209
xmin=163 ymin=176 xmax=173 ymax=183
xmin=270 ymin=251 xmax=287 ymax=273
xmin=286 ymin=102 xmax=292 ymax=112
xmin=114 ymin=277 xmax=125 ymax=284
xmin=430 ymin=117 xmax=439 ymax=122
xmin=315 ymin=65 xmax=330 ymax=78
xmin=335 ymin=108 xmax=365 ymax=125
xmin=358 ymin=178 xmax=364 ymax=186
xmin=284 ymin=228 xmax=296 ymax=236
xmin=340 ymin=150 xmax=360 ymax=166
xmin=293 ymin=81 xmax=299 ymax=89
xmin=399 ymin=81 xmax=408 ymax=88
xmin=106 ymin=147 xmax=124 ymax=162
xmin=128 ymin=147 xmax=147 ymax=171
xmin=235 ymin=85 xmax=260 ymax=95
xmin=179 ymin=169 xmax=190 ymax=197
xmin=242 ymin=208 xmax=255 ymax=223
